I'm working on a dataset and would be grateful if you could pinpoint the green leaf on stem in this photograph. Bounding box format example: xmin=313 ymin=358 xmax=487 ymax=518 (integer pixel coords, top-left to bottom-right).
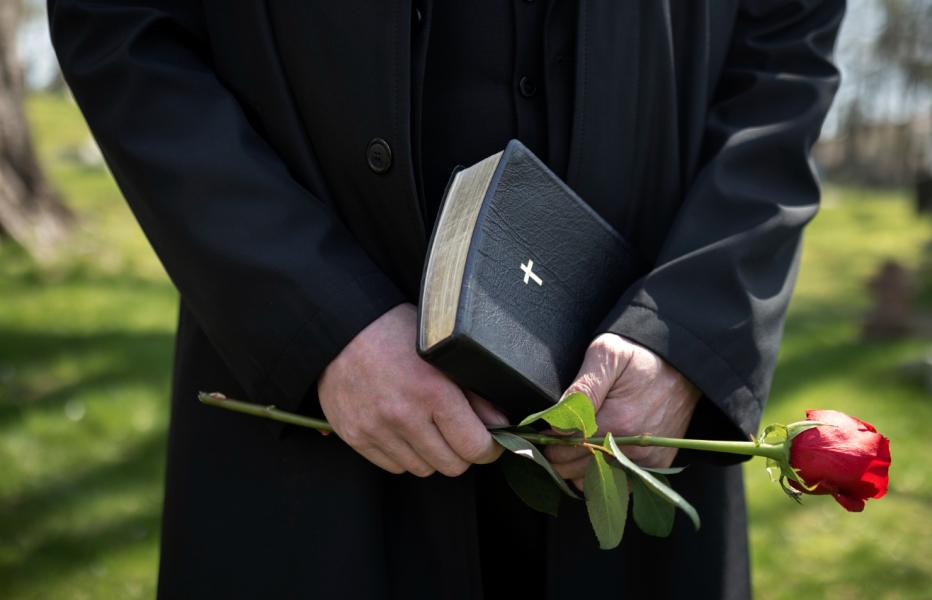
xmin=584 ymin=450 xmax=628 ymax=549
xmin=641 ymin=466 xmax=686 ymax=475
xmin=499 ymin=451 xmax=562 ymax=516
xmin=491 ymin=432 xmax=580 ymax=499
xmin=605 ymin=434 xmax=700 ymax=532
xmin=517 ymin=392 xmax=597 ymax=438
xmin=484 ymin=424 xmax=536 ymax=433
xmin=628 ymin=471 xmax=675 ymax=537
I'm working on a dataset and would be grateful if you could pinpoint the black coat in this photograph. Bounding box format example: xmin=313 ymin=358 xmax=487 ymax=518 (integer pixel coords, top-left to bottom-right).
xmin=49 ymin=0 xmax=844 ymax=598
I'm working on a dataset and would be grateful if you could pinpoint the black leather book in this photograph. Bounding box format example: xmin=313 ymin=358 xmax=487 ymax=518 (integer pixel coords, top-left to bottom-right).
xmin=417 ymin=140 xmax=648 ymax=418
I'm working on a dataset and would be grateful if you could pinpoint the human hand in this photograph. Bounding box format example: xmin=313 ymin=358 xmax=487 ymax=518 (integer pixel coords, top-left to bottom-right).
xmin=544 ymin=334 xmax=701 ymax=490
xmin=317 ymin=303 xmax=506 ymax=477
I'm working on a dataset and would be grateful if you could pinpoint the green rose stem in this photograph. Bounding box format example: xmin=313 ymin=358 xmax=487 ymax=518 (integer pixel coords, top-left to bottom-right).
xmin=198 ymin=392 xmax=785 ymax=461
xmin=198 ymin=392 xmax=336 ymax=431
xmin=528 ymin=433 xmax=785 ymax=461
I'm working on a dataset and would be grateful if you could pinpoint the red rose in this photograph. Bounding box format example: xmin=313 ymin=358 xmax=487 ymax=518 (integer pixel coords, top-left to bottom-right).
xmin=788 ymin=410 xmax=891 ymax=512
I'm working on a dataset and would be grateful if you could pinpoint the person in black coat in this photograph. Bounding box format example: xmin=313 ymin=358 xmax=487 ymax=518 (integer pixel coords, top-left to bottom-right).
xmin=49 ymin=1 xmax=845 ymax=598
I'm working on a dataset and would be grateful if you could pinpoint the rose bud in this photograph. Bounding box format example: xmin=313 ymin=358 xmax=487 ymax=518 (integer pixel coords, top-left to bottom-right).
xmin=788 ymin=410 xmax=891 ymax=512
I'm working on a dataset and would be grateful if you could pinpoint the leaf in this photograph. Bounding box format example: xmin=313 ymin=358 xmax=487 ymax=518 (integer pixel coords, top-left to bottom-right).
xmin=641 ymin=466 xmax=686 ymax=475
xmin=629 ymin=471 xmax=675 ymax=537
xmin=606 ymin=434 xmax=700 ymax=532
xmin=491 ymin=432 xmax=580 ymax=499
xmin=584 ymin=451 xmax=628 ymax=549
xmin=518 ymin=392 xmax=597 ymax=438
xmin=484 ymin=424 xmax=537 ymax=433
xmin=499 ymin=451 xmax=562 ymax=516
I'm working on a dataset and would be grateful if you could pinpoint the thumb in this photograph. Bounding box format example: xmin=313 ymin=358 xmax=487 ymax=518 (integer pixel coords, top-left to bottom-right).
xmin=465 ymin=390 xmax=509 ymax=426
xmin=469 ymin=431 xmax=505 ymax=465
xmin=564 ymin=334 xmax=632 ymax=412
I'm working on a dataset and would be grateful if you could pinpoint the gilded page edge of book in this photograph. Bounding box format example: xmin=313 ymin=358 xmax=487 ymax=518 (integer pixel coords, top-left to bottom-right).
xmin=420 ymin=151 xmax=503 ymax=350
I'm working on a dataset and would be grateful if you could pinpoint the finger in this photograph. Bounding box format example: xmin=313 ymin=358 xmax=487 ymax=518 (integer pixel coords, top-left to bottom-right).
xmin=563 ymin=334 xmax=632 ymax=412
xmin=352 ymin=444 xmax=405 ymax=474
xmin=573 ymin=478 xmax=584 ymax=492
xmin=465 ymin=391 xmax=509 ymax=426
xmin=639 ymin=447 xmax=678 ymax=470
xmin=377 ymin=437 xmax=436 ymax=478
xmin=433 ymin=392 xmax=504 ymax=465
xmin=611 ymin=444 xmax=656 ymax=467
xmin=551 ymin=454 xmax=591 ymax=481
xmin=544 ymin=443 xmax=589 ymax=465
xmin=405 ymin=423 xmax=472 ymax=477
xmin=435 ymin=418 xmax=504 ymax=465
xmin=472 ymin=440 xmax=504 ymax=464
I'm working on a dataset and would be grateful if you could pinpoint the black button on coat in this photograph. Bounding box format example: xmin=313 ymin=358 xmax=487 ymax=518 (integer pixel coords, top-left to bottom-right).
xmin=48 ymin=0 xmax=844 ymax=598
xmin=366 ymin=138 xmax=392 ymax=174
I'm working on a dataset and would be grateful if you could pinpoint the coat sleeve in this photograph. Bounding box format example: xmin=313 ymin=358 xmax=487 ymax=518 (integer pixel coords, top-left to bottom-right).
xmin=48 ymin=0 xmax=408 ymax=412
xmin=599 ymin=0 xmax=845 ymax=444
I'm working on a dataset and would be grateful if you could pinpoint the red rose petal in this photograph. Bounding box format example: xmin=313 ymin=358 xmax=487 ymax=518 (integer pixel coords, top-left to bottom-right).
xmin=832 ymin=493 xmax=866 ymax=512
xmin=790 ymin=410 xmax=891 ymax=511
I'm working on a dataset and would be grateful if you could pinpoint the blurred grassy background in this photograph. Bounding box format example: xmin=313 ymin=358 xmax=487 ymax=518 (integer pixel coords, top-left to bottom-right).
xmin=747 ymin=185 xmax=932 ymax=600
xmin=1 ymin=95 xmax=930 ymax=599
xmin=0 ymin=95 xmax=176 ymax=599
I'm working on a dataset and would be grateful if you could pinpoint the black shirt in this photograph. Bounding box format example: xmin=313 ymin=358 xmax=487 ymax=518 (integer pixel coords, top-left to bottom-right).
xmin=416 ymin=0 xmax=578 ymax=226
xmin=414 ymin=3 xmax=578 ymax=596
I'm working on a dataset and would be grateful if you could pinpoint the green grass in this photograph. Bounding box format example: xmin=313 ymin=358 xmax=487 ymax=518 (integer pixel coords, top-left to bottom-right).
xmin=2 ymin=94 xmax=931 ymax=598
xmin=747 ymin=187 xmax=932 ymax=599
xmin=0 ymin=95 xmax=176 ymax=600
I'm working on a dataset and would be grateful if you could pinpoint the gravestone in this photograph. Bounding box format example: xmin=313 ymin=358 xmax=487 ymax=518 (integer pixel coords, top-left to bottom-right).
xmin=864 ymin=260 xmax=915 ymax=340
xmin=917 ymin=176 xmax=932 ymax=215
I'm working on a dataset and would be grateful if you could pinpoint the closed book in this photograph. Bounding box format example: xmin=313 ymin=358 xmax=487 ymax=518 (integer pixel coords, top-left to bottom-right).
xmin=417 ymin=140 xmax=647 ymax=418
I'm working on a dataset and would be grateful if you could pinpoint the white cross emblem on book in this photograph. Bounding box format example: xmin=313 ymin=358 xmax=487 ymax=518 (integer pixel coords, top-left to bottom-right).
xmin=521 ymin=260 xmax=543 ymax=286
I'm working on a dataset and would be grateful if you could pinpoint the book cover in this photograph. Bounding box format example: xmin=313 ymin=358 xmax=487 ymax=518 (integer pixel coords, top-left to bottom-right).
xmin=417 ymin=140 xmax=648 ymax=418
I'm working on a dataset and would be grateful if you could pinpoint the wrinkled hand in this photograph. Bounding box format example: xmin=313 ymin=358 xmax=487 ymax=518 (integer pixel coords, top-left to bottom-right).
xmin=545 ymin=334 xmax=701 ymax=490
xmin=318 ymin=303 xmax=506 ymax=477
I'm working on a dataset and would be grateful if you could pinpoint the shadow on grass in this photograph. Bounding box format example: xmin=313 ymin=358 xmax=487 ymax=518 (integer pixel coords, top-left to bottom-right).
xmin=0 ymin=326 xmax=174 ymax=594
xmin=0 ymin=513 xmax=163 ymax=597
xmin=0 ymin=328 xmax=174 ymax=424
xmin=0 ymin=432 xmax=168 ymax=595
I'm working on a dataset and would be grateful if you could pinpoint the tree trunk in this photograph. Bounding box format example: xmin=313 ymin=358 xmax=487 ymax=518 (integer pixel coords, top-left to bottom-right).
xmin=0 ymin=0 xmax=73 ymax=259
